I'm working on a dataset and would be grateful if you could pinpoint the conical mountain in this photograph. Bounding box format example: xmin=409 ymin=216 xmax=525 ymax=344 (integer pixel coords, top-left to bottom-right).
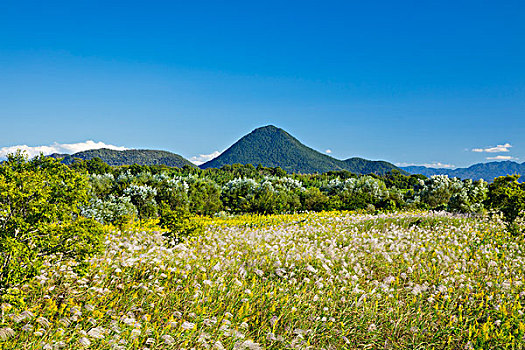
xmin=200 ymin=125 xmax=402 ymax=174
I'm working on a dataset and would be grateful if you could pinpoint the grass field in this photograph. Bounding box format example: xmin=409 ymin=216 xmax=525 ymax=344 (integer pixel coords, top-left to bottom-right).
xmin=1 ymin=211 xmax=524 ymax=349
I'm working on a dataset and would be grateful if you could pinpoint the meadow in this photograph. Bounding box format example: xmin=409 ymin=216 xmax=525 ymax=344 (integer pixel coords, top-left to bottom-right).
xmin=1 ymin=210 xmax=524 ymax=349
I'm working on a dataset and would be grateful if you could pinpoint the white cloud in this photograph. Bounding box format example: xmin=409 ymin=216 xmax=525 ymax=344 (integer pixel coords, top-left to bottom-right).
xmin=325 ymin=149 xmax=332 ymax=154
xmin=486 ymin=155 xmax=517 ymax=160
xmin=0 ymin=140 xmax=128 ymax=159
xmin=189 ymin=151 xmax=222 ymax=165
xmin=396 ymin=162 xmax=456 ymax=169
xmin=472 ymin=143 xmax=512 ymax=153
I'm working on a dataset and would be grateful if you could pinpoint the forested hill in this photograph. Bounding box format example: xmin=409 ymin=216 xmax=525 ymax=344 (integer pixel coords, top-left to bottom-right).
xmin=344 ymin=158 xmax=403 ymax=175
xmin=200 ymin=125 xmax=403 ymax=175
xmin=401 ymin=161 xmax=525 ymax=182
xmin=50 ymin=148 xmax=197 ymax=168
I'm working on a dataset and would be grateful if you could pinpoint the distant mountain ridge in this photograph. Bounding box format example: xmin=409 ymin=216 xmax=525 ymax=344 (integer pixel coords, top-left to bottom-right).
xmin=401 ymin=161 xmax=525 ymax=182
xmin=50 ymin=148 xmax=196 ymax=168
xmin=200 ymin=125 xmax=403 ymax=174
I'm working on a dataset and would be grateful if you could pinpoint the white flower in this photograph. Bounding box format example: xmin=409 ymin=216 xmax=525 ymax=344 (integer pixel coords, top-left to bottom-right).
xmin=234 ymin=340 xmax=262 ymax=350
xmin=0 ymin=328 xmax=15 ymax=340
xmin=87 ymin=327 xmax=105 ymax=339
xmin=78 ymin=337 xmax=91 ymax=347
xmin=161 ymin=334 xmax=175 ymax=345
xmin=36 ymin=317 xmax=51 ymax=328
xmin=214 ymin=341 xmax=226 ymax=350
xmin=383 ymin=276 xmax=395 ymax=284
xmin=130 ymin=329 xmax=141 ymax=339
xmin=14 ymin=310 xmax=34 ymax=323
xmin=181 ymin=321 xmax=195 ymax=330
xmin=306 ymin=265 xmax=318 ymax=273
xmin=21 ymin=324 xmax=33 ymax=332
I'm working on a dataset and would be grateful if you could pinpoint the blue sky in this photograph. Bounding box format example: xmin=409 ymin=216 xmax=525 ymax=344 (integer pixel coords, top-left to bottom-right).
xmin=1 ymin=0 xmax=524 ymax=167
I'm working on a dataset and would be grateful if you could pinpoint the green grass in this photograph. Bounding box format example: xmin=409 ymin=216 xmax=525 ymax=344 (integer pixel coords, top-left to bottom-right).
xmin=1 ymin=211 xmax=524 ymax=349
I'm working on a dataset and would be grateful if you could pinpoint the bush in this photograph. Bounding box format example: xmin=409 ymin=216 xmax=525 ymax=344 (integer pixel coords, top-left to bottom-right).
xmin=153 ymin=175 xmax=189 ymax=211
xmin=486 ymin=175 xmax=525 ymax=235
xmin=448 ymin=179 xmax=488 ymax=214
xmin=82 ymin=195 xmax=137 ymax=226
xmin=334 ymin=176 xmax=387 ymax=210
xmin=123 ymin=184 xmax=158 ymax=219
xmin=419 ymin=175 xmax=460 ymax=209
xmin=187 ymin=178 xmax=222 ymax=215
xmin=158 ymin=203 xmax=203 ymax=243
xmin=0 ymin=152 xmax=104 ymax=290
xmin=300 ymin=187 xmax=329 ymax=212
xmin=221 ymin=178 xmax=258 ymax=213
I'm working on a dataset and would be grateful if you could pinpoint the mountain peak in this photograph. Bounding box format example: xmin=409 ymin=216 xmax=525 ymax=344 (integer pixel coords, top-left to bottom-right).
xmin=200 ymin=126 xmax=401 ymax=174
xmin=250 ymin=125 xmax=286 ymax=134
xmin=254 ymin=124 xmax=280 ymax=130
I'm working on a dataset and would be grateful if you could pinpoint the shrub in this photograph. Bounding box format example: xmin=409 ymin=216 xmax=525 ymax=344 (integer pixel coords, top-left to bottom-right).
xmin=419 ymin=175 xmax=459 ymax=208
xmin=158 ymin=203 xmax=203 ymax=243
xmin=82 ymin=195 xmax=137 ymax=226
xmin=334 ymin=176 xmax=388 ymax=210
xmin=486 ymin=175 xmax=525 ymax=235
xmin=0 ymin=152 xmax=104 ymax=290
xmin=123 ymin=184 xmax=158 ymax=219
xmin=187 ymin=178 xmax=222 ymax=215
xmin=153 ymin=175 xmax=189 ymax=211
xmin=221 ymin=178 xmax=258 ymax=213
xmin=448 ymin=179 xmax=488 ymax=214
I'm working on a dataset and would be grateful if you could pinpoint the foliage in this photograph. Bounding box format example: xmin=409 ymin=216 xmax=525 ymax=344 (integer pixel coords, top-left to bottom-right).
xmin=486 ymin=175 xmax=525 ymax=235
xmin=0 ymin=152 xmax=104 ymax=290
xmin=69 ymin=157 xmax=112 ymax=174
xmin=220 ymin=177 xmax=304 ymax=214
xmin=221 ymin=178 xmax=258 ymax=213
xmin=77 ymin=164 xmax=503 ymax=219
xmin=82 ymin=195 xmax=137 ymax=226
xmin=187 ymin=177 xmax=222 ymax=215
xmin=447 ymin=179 xmax=488 ymax=214
xmin=419 ymin=175 xmax=461 ymax=209
xmin=299 ymin=187 xmax=329 ymax=211
xmin=123 ymin=184 xmax=158 ymax=220
xmin=342 ymin=157 xmax=403 ymax=175
xmin=153 ymin=174 xmax=190 ymax=211
xmin=158 ymin=203 xmax=203 ymax=243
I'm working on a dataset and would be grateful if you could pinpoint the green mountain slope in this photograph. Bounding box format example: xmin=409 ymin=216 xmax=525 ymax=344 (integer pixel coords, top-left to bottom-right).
xmin=50 ymin=148 xmax=196 ymax=168
xmin=344 ymin=157 xmax=403 ymax=175
xmin=200 ymin=125 xmax=402 ymax=174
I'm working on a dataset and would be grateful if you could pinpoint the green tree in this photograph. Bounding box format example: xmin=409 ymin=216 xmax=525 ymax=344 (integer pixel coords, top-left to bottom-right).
xmin=300 ymin=187 xmax=329 ymax=211
xmin=187 ymin=178 xmax=222 ymax=215
xmin=0 ymin=152 xmax=104 ymax=289
xmin=70 ymin=157 xmax=111 ymax=174
xmin=158 ymin=203 xmax=203 ymax=243
xmin=486 ymin=175 xmax=525 ymax=235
